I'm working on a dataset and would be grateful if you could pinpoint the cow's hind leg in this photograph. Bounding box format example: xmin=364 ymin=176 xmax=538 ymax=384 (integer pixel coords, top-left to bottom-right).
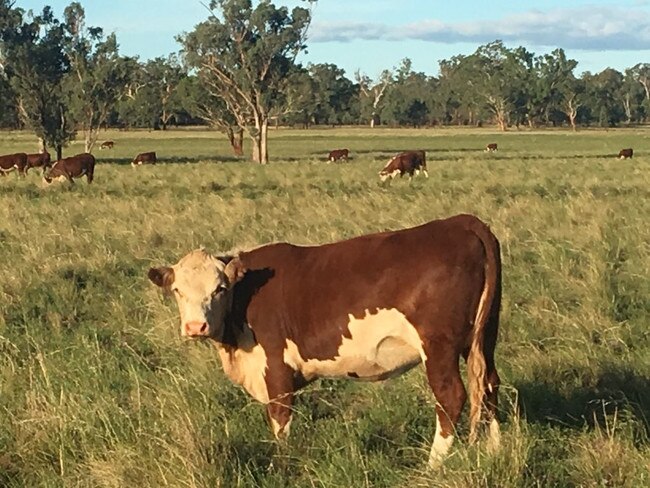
xmin=423 ymin=347 xmax=466 ymax=468
xmin=483 ymin=314 xmax=501 ymax=452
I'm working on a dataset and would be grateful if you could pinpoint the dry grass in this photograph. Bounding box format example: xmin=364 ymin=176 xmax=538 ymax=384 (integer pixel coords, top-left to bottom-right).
xmin=0 ymin=127 xmax=648 ymax=486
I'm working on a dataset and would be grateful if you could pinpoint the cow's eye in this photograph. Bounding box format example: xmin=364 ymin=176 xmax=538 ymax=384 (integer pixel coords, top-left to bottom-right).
xmin=212 ymin=285 xmax=227 ymax=298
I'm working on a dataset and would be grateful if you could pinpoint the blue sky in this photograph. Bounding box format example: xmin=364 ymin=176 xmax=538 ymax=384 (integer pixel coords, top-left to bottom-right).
xmin=17 ymin=0 xmax=650 ymax=78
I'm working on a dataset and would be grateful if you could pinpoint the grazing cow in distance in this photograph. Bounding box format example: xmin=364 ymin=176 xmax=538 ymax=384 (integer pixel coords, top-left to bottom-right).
xmin=148 ymin=213 xmax=503 ymax=468
xmin=44 ymin=153 xmax=95 ymax=185
xmin=328 ymin=149 xmax=349 ymax=162
xmin=485 ymin=143 xmax=498 ymax=152
xmin=618 ymin=148 xmax=633 ymax=159
xmin=25 ymin=152 xmax=52 ymax=175
xmin=100 ymin=140 xmax=114 ymax=150
xmin=379 ymin=150 xmax=428 ymax=182
xmin=0 ymin=153 xmax=27 ymax=177
xmin=132 ymin=151 xmax=157 ymax=166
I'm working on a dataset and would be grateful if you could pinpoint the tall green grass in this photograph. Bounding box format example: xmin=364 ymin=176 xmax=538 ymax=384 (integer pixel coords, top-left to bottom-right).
xmin=0 ymin=127 xmax=648 ymax=486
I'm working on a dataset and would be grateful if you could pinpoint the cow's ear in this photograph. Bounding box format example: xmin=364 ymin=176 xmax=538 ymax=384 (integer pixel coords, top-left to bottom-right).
xmin=224 ymin=258 xmax=246 ymax=287
xmin=148 ymin=267 xmax=175 ymax=288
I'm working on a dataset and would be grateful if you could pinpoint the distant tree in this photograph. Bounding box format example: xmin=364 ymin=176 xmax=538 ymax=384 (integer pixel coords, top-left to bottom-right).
xmin=307 ymin=63 xmax=357 ymax=125
xmin=176 ymin=75 xmax=244 ymax=155
xmin=621 ymin=67 xmax=646 ymax=124
xmin=356 ymin=68 xmax=392 ymax=127
xmin=584 ymin=69 xmax=624 ymax=127
xmin=0 ymin=3 xmax=75 ymax=158
xmin=63 ymin=2 xmax=133 ymax=152
xmin=628 ymin=63 xmax=650 ymax=119
xmin=0 ymin=70 xmax=19 ymax=128
xmin=383 ymin=59 xmax=431 ymax=127
xmin=180 ymin=0 xmax=314 ymax=164
xmin=470 ymin=41 xmax=534 ymax=131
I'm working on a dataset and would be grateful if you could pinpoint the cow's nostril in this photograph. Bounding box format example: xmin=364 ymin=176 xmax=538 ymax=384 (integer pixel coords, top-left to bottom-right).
xmin=200 ymin=322 xmax=208 ymax=333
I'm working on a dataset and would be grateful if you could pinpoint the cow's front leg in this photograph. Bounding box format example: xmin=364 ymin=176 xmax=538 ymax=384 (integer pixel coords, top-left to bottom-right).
xmin=264 ymin=363 xmax=296 ymax=440
xmin=266 ymin=391 xmax=294 ymax=439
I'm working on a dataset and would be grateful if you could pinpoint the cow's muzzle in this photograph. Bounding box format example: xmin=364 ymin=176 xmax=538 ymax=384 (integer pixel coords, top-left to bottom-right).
xmin=182 ymin=321 xmax=210 ymax=337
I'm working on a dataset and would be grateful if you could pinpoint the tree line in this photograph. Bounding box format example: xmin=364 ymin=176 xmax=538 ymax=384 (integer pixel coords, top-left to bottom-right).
xmin=2 ymin=0 xmax=650 ymax=163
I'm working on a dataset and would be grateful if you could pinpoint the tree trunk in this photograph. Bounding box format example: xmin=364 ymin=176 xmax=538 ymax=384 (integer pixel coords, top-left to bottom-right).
xmin=56 ymin=145 xmax=63 ymax=160
xmin=227 ymin=127 xmax=244 ymax=156
xmin=259 ymin=119 xmax=269 ymax=164
xmin=38 ymin=138 xmax=46 ymax=153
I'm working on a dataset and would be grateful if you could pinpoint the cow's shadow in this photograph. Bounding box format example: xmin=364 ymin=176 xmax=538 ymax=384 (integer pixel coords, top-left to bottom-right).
xmin=96 ymin=155 xmax=245 ymax=165
xmin=514 ymin=364 xmax=650 ymax=436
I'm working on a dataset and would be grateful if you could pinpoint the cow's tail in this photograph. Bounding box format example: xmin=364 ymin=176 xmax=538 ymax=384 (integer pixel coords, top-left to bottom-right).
xmin=465 ymin=215 xmax=501 ymax=444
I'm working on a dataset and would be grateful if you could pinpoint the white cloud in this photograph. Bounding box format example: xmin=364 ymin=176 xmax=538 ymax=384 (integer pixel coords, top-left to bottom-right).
xmin=309 ymin=6 xmax=650 ymax=51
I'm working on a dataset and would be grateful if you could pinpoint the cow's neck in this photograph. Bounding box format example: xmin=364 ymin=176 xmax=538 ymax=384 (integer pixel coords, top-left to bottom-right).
xmin=212 ymin=322 xmax=269 ymax=404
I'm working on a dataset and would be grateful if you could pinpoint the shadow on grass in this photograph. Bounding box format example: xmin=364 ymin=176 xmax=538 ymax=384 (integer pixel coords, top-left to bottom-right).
xmin=95 ymin=155 xmax=246 ymax=165
xmin=515 ymin=364 xmax=650 ymax=438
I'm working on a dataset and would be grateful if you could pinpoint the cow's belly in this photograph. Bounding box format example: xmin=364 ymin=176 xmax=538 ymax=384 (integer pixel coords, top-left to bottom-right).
xmin=283 ymin=308 xmax=426 ymax=381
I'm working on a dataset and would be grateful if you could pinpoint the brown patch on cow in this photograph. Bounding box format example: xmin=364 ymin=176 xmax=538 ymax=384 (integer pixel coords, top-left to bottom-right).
xmin=44 ymin=153 xmax=95 ymax=184
xmin=485 ymin=143 xmax=498 ymax=152
xmin=132 ymin=151 xmax=157 ymax=166
xmin=618 ymin=148 xmax=633 ymax=159
xmin=0 ymin=153 xmax=27 ymax=176
xmin=379 ymin=150 xmax=427 ymax=181
xmin=328 ymin=149 xmax=349 ymax=162
xmin=25 ymin=152 xmax=51 ymax=174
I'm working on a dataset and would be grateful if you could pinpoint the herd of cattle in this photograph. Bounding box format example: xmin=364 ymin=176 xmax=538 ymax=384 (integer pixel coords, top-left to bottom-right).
xmin=0 ymin=140 xmax=635 ymax=185
xmin=0 ymin=141 xmax=157 ymax=184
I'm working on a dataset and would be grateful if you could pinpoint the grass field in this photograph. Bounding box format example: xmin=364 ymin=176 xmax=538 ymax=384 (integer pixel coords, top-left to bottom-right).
xmin=0 ymin=127 xmax=649 ymax=487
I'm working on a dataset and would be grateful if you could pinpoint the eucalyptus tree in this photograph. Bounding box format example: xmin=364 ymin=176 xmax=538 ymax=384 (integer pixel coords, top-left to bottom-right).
xmin=0 ymin=2 xmax=75 ymax=158
xmin=356 ymin=69 xmax=392 ymax=127
xmin=469 ymin=41 xmax=534 ymax=131
xmin=176 ymin=75 xmax=244 ymax=154
xmin=63 ymin=2 xmax=133 ymax=152
xmin=180 ymin=0 xmax=314 ymax=163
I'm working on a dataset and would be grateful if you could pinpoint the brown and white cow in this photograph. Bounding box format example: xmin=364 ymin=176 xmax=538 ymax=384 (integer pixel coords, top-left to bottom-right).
xmin=44 ymin=153 xmax=95 ymax=185
xmin=132 ymin=151 xmax=157 ymax=166
xmin=100 ymin=140 xmax=115 ymax=150
xmin=618 ymin=148 xmax=633 ymax=159
xmin=328 ymin=149 xmax=349 ymax=162
xmin=25 ymin=152 xmax=52 ymax=175
xmin=148 ymin=214 xmax=502 ymax=468
xmin=485 ymin=143 xmax=498 ymax=152
xmin=0 ymin=153 xmax=27 ymax=177
xmin=379 ymin=150 xmax=428 ymax=182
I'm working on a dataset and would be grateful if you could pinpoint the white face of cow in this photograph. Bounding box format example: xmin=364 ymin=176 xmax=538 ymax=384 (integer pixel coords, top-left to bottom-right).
xmin=148 ymin=250 xmax=246 ymax=340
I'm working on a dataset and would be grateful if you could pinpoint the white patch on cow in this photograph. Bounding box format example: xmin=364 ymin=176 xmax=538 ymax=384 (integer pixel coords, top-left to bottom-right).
xmin=215 ymin=323 xmax=269 ymax=403
xmin=428 ymin=411 xmax=454 ymax=468
xmin=283 ymin=308 xmax=426 ymax=382
xmin=270 ymin=414 xmax=292 ymax=439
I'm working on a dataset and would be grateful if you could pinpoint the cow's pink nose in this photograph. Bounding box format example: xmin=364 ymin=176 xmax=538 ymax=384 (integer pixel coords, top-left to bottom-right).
xmin=183 ymin=321 xmax=209 ymax=336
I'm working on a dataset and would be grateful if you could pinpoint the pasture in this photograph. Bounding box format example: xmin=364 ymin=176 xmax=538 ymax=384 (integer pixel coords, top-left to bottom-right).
xmin=0 ymin=127 xmax=648 ymax=487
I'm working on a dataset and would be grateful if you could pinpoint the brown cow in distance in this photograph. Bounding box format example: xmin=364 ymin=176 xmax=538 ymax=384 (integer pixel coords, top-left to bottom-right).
xmin=132 ymin=151 xmax=156 ymax=166
xmin=379 ymin=150 xmax=428 ymax=182
xmin=25 ymin=152 xmax=52 ymax=175
xmin=148 ymin=214 xmax=503 ymax=468
xmin=618 ymin=148 xmax=633 ymax=159
xmin=485 ymin=143 xmax=498 ymax=152
xmin=328 ymin=149 xmax=349 ymax=162
xmin=0 ymin=153 xmax=27 ymax=177
xmin=44 ymin=153 xmax=95 ymax=185
xmin=100 ymin=140 xmax=115 ymax=150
